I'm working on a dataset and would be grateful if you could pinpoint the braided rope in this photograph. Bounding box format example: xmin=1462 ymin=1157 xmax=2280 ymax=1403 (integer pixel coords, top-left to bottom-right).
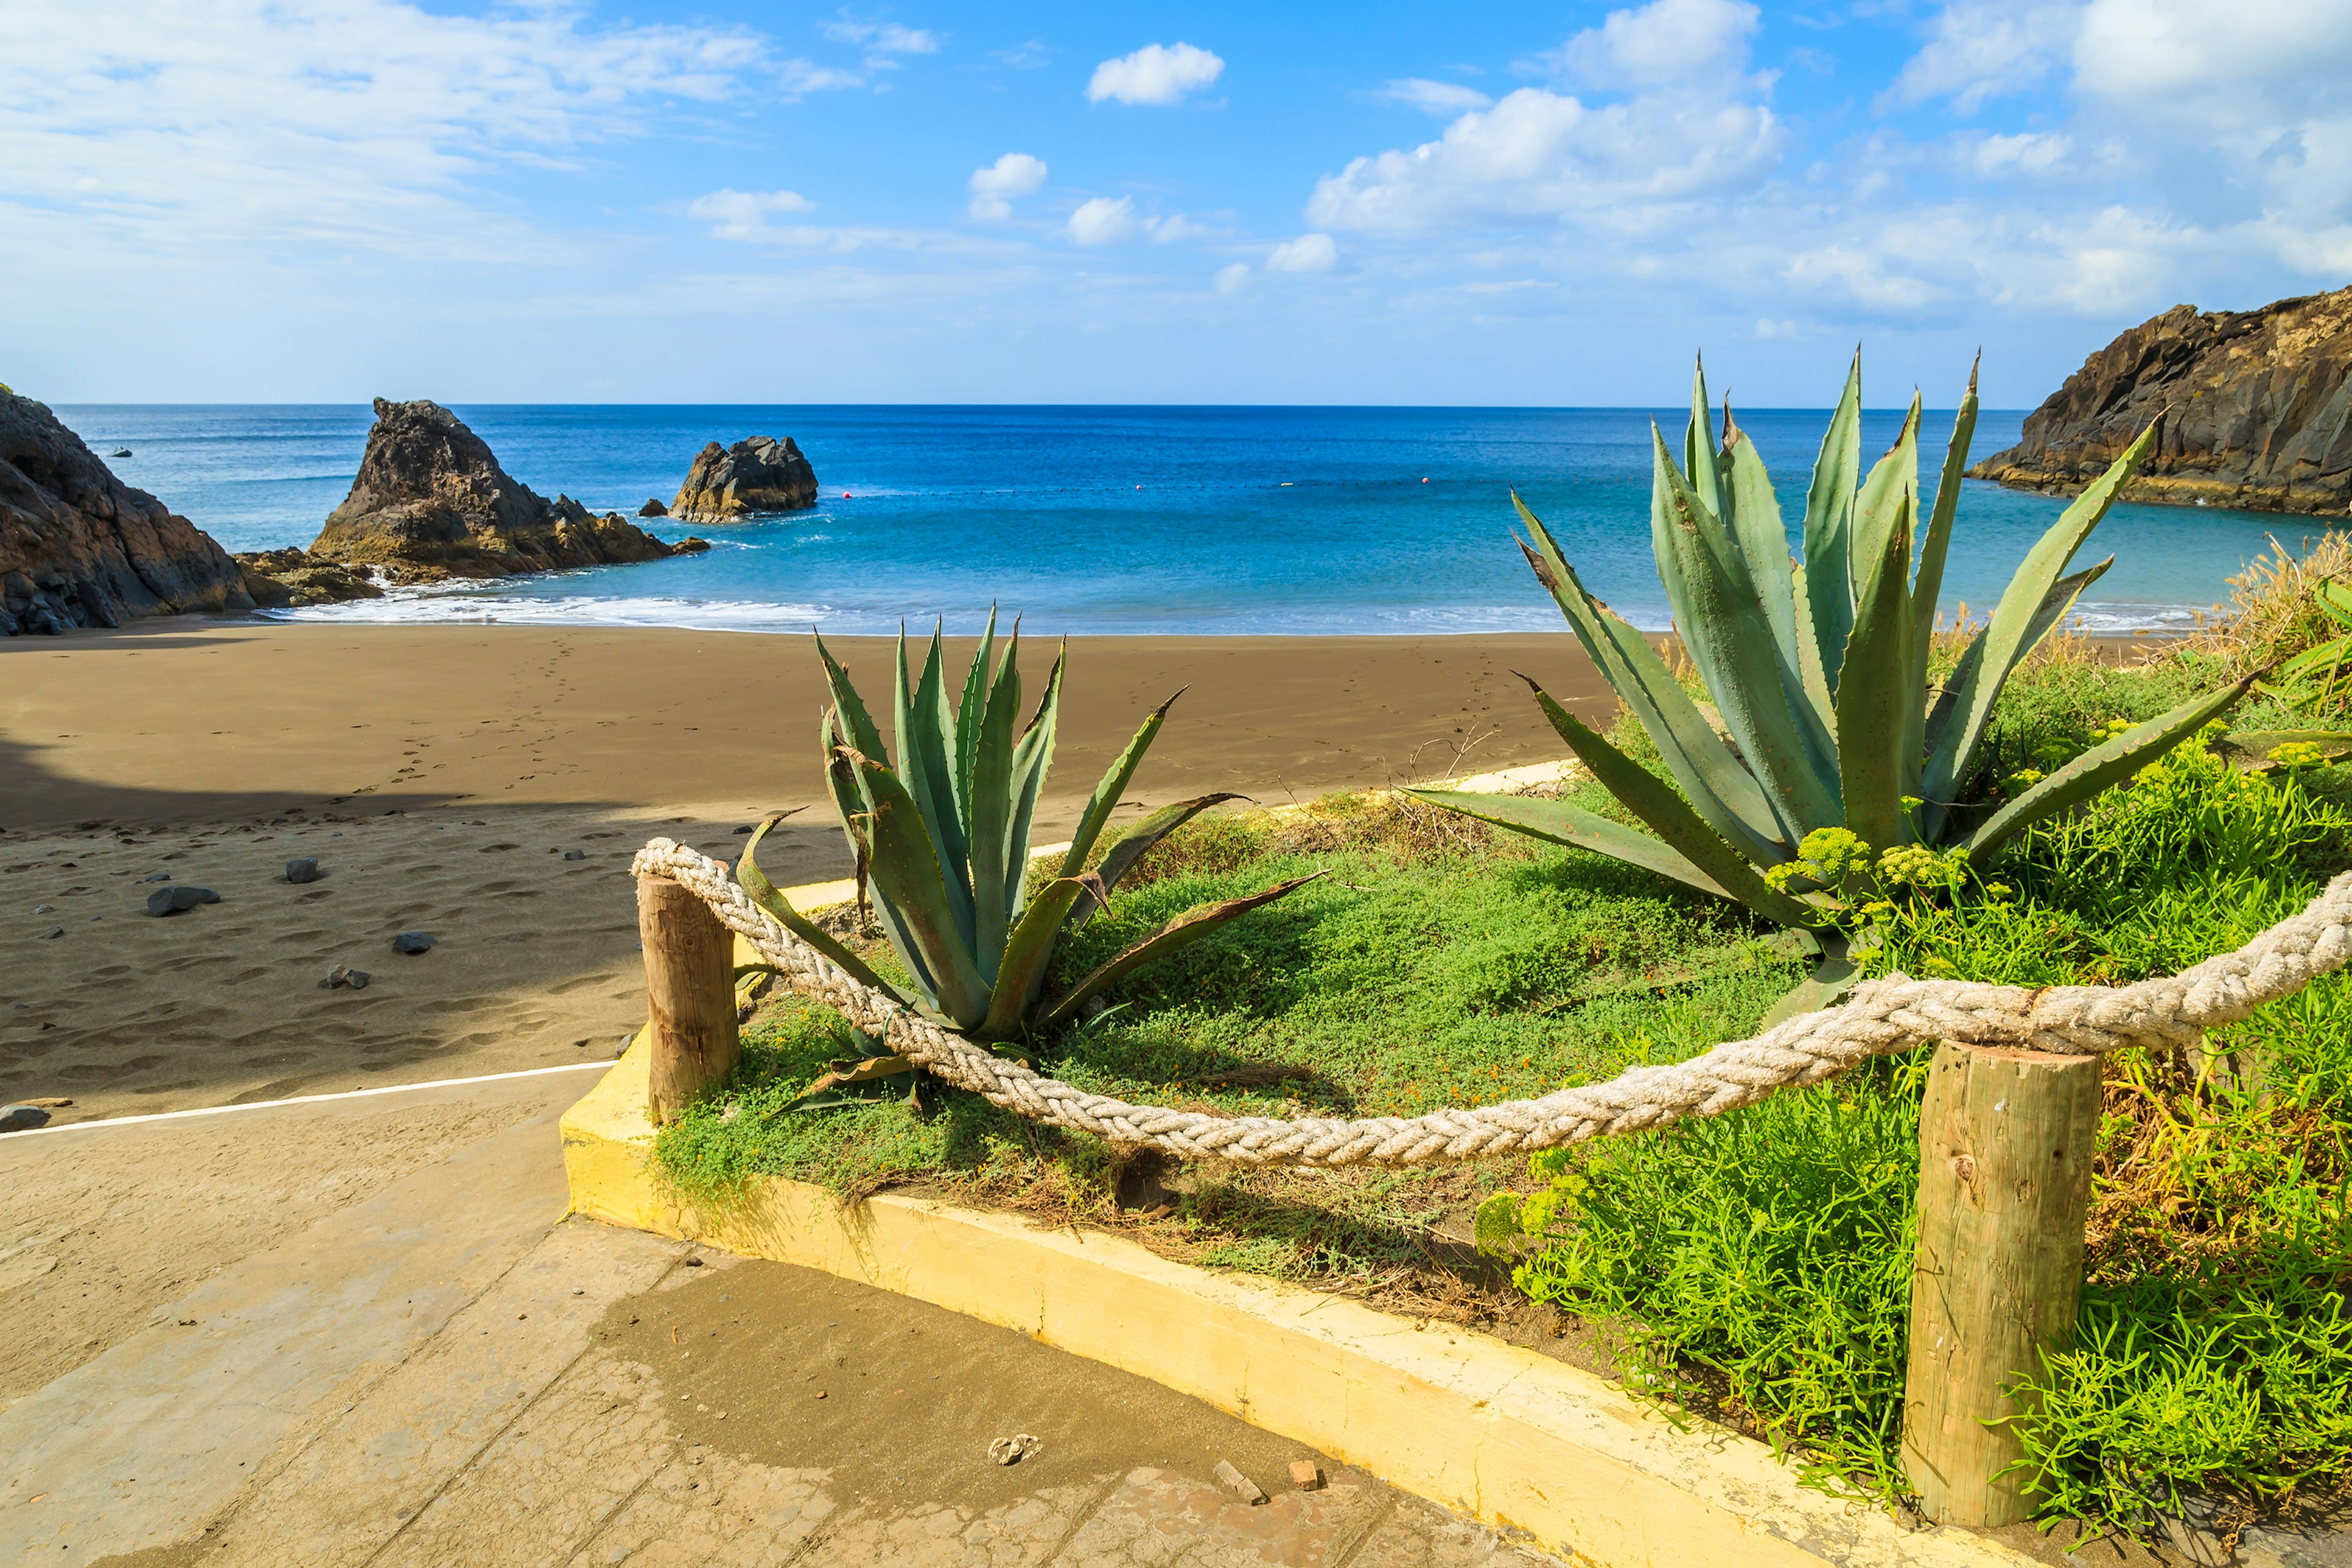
xmin=633 ymin=840 xmax=2352 ymax=1168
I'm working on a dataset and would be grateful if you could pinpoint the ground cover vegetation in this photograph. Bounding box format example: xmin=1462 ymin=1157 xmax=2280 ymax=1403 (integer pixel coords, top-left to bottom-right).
xmin=652 ymin=526 xmax=2352 ymax=1541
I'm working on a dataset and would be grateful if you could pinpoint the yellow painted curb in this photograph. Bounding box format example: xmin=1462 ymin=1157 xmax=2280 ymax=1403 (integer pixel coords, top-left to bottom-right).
xmin=562 ymin=1039 xmax=2032 ymax=1568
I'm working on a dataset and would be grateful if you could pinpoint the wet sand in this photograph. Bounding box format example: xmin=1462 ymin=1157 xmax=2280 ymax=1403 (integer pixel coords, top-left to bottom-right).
xmin=1 ymin=620 xmax=1610 ymax=1122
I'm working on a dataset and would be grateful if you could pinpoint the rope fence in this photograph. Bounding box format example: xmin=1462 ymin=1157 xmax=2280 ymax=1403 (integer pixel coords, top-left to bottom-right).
xmin=630 ymin=840 xmax=2352 ymax=1169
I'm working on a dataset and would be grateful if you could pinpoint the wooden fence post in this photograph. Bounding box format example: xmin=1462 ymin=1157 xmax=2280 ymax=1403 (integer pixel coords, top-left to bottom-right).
xmin=638 ymin=874 xmax=740 ymax=1124
xmin=1901 ymin=1041 xmax=2104 ymax=1526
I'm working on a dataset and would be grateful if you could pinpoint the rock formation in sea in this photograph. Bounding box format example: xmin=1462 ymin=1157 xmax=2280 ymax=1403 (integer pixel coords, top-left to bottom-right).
xmin=232 ymin=548 xmax=384 ymax=607
xmin=0 ymin=390 xmax=254 ymax=636
xmin=638 ymin=497 xmax=668 ymax=517
xmin=670 ymin=435 xmax=818 ymax=521
xmin=1972 ymin=285 xmax=2352 ymax=515
xmin=308 ymin=399 xmax=698 ymax=581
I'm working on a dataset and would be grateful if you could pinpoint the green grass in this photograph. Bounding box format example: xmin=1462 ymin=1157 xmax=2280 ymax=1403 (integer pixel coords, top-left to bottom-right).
xmin=1493 ymin=669 xmax=2352 ymax=1533
xmin=652 ymin=790 xmax=1804 ymax=1300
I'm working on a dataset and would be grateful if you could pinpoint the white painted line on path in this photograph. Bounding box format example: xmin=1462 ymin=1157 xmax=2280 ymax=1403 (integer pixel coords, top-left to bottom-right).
xmin=5 ymin=1060 xmax=617 ymax=1139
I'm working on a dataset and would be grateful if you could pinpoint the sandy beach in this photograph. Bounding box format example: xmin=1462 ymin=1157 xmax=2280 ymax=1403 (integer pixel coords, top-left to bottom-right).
xmin=1 ymin=619 xmax=1613 ymax=1123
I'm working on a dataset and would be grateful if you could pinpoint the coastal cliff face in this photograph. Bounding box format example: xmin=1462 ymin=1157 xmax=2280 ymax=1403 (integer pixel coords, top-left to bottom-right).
xmin=1972 ymin=287 xmax=2352 ymax=515
xmin=0 ymin=391 xmax=254 ymax=636
xmin=310 ymin=399 xmax=699 ymax=580
xmin=670 ymin=436 xmax=818 ymax=521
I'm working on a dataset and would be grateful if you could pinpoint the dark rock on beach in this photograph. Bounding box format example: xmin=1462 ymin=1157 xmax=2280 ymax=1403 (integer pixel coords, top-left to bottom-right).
xmin=234 ymin=547 xmax=382 ymax=608
xmin=1 ymin=1104 xmax=52 ymax=1133
xmin=309 ymin=399 xmax=698 ymax=582
xmin=1973 ymin=285 xmax=2352 ymax=516
xmin=1 ymin=390 xmax=254 ymax=636
xmin=670 ymin=436 xmax=818 ymax=522
xmin=145 ymin=885 xmax=220 ymax=916
xmin=285 ymin=857 xmax=321 ymax=884
xmin=393 ymin=930 xmax=437 ymax=954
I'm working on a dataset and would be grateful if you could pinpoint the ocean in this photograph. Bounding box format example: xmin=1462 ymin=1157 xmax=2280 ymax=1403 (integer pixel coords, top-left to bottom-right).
xmin=51 ymin=404 xmax=2321 ymax=636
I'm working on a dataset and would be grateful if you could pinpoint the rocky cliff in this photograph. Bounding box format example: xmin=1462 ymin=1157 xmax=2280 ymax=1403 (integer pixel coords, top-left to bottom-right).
xmin=1972 ymin=286 xmax=2352 ymax=515
xmin=670 ymin=435 xmax=818 ymax=521
xmin=309 ymin=399 xmax=700 ymax=580
xmin=0 ymin=391 xmax=254 ymax=636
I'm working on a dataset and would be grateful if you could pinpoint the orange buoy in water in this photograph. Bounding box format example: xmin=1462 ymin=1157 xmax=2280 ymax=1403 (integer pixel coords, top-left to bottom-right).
xmin=1421 ymin=477 xmax=1430 ymax=483
xmin=1135 ymin=484 xmax=1143 ymax=490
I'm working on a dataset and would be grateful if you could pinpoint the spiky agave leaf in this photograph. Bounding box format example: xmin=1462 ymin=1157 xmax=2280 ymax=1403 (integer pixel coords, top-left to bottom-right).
xmin=1405 ymin=787 xmax=1733 ymax=900
xmin=1515 ymin=495 xmax=1787 ymax=863
xmin=954 ymin=606 xmax=1000 ymax=835
xmin=1650 ymin=426 xmax=1842 ymax=841
xmin=1836 ymin=488 xmax=1917 ymax=854
xmin=895 ymin=625 xmax=976 ymax=956
xmin=1719 ymin=404 xmax=1819 ymax=732
xmin=1039 ymin=872 xmax=1327 ymax=1031
xmin=838 ymin=747 xmax=993 ymax=1028
xmin=1059 ymin=687 xmax=1186 ymax=879
xmin=1902 ymin=359 xmax=1980 ymax=799
xmin=1920 ymin=420 xmax=2160 ymax=816
xmin=1496 ymin=674 xmax=1821 ymax=926
xmin=1068 ymin=792 xmax=1249 ymax=925
xmin=1959 ymin=673 xmax=2257 ymax=861
xmin=735 ymin=813 xmax=909 ymax=1003
xmin=965 ymin=626 xmax=1025 ymax=979
xmin=1001 ymin=645 xmax=1063 ymax=925
xmin=975 ymin=875 xmax=1089 ymax=1041
xmin=1803 ymin=352 xmax=1864 ymax=694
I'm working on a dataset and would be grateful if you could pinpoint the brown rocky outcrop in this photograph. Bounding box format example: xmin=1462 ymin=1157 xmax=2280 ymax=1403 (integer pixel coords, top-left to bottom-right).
xmin=232 ymin=548 xmax=384 ymax=608
xmin=669 ymin=435 xmax=818 ymax=521
xmin=309 ymin=399 xmax=697 ymax=581
xmin=1972 ymin=285 xmax=2352 ymax=515
xmin=0 ymin=390 xmax=254 ymax=636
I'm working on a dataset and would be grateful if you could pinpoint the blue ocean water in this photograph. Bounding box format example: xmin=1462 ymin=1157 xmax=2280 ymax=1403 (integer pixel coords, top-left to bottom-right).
xmin=51 ymin=404 xmax=2326 ymax=636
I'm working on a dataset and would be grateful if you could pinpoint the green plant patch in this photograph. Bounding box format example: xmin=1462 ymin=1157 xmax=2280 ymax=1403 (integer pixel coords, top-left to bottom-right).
xmin=652 ymin=790 xmax=1805 ymax=1301
xmin=1491 ymin=733 xmax=2352 ymax=1534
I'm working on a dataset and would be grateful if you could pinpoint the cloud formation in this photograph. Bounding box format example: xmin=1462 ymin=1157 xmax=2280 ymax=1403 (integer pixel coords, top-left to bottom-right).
xmin=1309 ymin=0 xmax=1781 ymax=235
xmin=1266 ymin=233 xmax=1338 ymax=273
xmin=1376 ymin=78 xmax=1493 ymax=115
xmin=968 ymin=153 xmax=1047 ymax=220
xmin=1087 ymin=42 xmax=1224 ymax=106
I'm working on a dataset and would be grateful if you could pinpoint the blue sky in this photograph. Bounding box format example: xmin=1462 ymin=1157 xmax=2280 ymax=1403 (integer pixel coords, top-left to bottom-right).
xmin=4 ymin=0 xmax=2348 ymax=405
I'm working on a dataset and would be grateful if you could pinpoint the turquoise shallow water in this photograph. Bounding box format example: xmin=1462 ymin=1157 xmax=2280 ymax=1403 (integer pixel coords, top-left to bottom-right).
xmin=51 ymin=404 xmax=2324 ymax=635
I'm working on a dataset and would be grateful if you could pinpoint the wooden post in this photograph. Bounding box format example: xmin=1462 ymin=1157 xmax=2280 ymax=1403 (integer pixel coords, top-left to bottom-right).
xmin=1902 ymin=1042 xmax=2104 ymax=1526
xmin=638 ymin=875 xmax=740 ymax=1124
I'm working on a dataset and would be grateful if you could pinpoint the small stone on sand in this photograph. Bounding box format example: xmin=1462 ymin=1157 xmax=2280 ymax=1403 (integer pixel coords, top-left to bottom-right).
xmin=38 ymin=927 xmax=63 ymax=940
xmin=0 ymin=1104 xmax=53 ymax=1133
xmin=285 ymin=857 xmax=321 ymax=883
xmin=145 ymin=886 xmax=219 ymax=917
xmin=1289 ymin=1460 xmax=1324 ymax=1490
xmin=1213 ymin=1460 xmax=1267 ymax=1504
xmin=32 ymin=903 xmax=52 ymax=913
xmin=563 ymin=850 xmax=586 ymax=861
xmin=392 ymin=930 xmax=436 ymax=954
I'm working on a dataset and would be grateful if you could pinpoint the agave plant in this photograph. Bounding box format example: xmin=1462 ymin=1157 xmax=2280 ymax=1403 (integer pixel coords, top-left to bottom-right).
xmin=1410 ymin=355 xmax=2253 ymax=1005
xmin=736 ymin=613 xmax=1316 ymax=1071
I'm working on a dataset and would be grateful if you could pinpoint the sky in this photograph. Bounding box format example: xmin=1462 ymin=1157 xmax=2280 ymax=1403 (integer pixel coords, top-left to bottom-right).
xmin=4 ymin=0 xmax=2349 ymax=405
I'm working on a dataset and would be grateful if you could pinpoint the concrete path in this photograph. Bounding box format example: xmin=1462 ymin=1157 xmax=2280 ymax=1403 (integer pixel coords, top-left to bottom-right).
xmin=1 ymin=1079 xmax=1558 ymax=1568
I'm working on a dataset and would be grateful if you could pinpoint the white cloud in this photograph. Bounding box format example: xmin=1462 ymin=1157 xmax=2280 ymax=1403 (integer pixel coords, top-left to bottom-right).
xmin=1067 ymin=196 xmax=1141 ymax=245
xmin=1308 ymin=88 xmax=1783 ymax=235
xmin=1214 ymin=262 xmax=1251 ymax=293
xmin=820 ymin=14 xmax=941 ymax=66
xmin=990 ymin=39 xmax=1049 ymax=69
xmin=1964 ymin=130 xmax=2072 ymax=176
xmin=1266 ymin=233 xmax=1338 ymax=273
xmin=1063 ymin=195 xmax=1202 ymax=245
xmin=690 ymin=188 xmax=816 ymax=240
xmin=1087 ymin=42 xmax=1224 ymax=107
xmin=1310 ymin=0 xmax=1782 ymax=236
xmin=968 ymin=152 xmax=1047 ymax=219
xmin=1377 ymin=78 xmax=1493 ymax=115
xmin=0 ymin=0 xmax=834 ymax=265
xmin=1880 ymin=0 xmax=2079 ymax=114
xmin=1548 ymin=0 xmax=1763 ymax=90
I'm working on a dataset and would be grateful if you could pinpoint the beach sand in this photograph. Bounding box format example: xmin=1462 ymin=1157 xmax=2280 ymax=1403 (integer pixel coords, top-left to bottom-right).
xmin=2 ymin=620 xmax=1611 ymax=1123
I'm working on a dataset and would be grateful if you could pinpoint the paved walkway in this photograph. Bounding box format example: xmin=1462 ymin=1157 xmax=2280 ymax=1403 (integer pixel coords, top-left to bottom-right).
xmin=1 ymin=1077 xmax=1557 ymax=1568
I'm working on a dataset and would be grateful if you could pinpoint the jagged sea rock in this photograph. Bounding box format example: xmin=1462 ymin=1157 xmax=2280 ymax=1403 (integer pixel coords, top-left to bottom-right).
xmin=0 ymin=391 xmax=254 ymax=636
xmin=1973 ymin=285 xmax=2352 ymax=516
xmin=669 ymin=436 xmax=818 ymax=522
xmin=309 ymin=399 xmax=695 ymax=581
xmin=638 ymin=497 xmax=668 ymax=518
xmin=233 ymin=547 xmax=383 ymax=608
